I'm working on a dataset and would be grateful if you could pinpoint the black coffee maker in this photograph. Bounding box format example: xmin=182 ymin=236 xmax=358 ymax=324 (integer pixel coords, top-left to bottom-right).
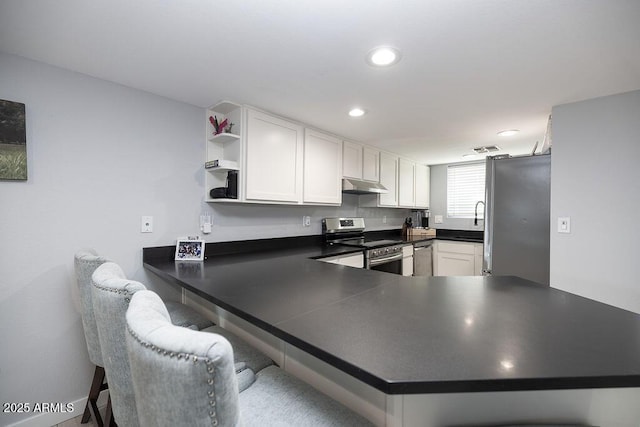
xmin=412 ymin=209 xmax=430 ymax=228
xmin=421 ymin=209 xmax=430 ymax=228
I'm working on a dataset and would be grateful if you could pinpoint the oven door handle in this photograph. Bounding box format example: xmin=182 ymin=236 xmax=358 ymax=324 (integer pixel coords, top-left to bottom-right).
xmin=368 ymin=252 xmax=403 ymax=266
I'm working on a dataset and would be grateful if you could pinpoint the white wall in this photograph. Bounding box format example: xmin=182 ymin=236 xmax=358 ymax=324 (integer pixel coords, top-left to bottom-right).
xmin=550 ymin=90 xmax=640 ymax=313
xmin=0 ymin=52 xmax=206 ymax=426
xmin=0 ymin=53 xmax=408 ymax=426
xmin=428 ymin=162 xmax=486 ymax=231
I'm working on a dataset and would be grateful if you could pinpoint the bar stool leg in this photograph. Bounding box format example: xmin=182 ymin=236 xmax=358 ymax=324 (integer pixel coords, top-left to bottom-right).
xmin=104 ymin=395 xmax=117 ymax=427
xmin=81 ymin=365 xmax=106 ymax=426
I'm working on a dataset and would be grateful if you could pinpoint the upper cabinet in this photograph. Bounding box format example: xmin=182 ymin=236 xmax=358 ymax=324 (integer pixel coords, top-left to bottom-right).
xmin=378 ymin=152 xmax=399 ymax=207
xmin=204 ymin=102 xmax=426 ymax=208
xmin=303 ymin=129 xmax=342 ymax=205
xmin=372 ymin=155 xmax=430 ymax=209
xmin=398 ymin=158 xmax=416 ymax=208
xmin=343 ymin=141 xmax=380 ymax=183
xmin=245 ymin=108 xmax=303 ymax=203
xmin=362 ymin=146 xmax=380 ymax=182
xmin=415 ymin=163 xmax=430 ymax=208
xmin=342 ymin=141 xmax=363 ymax=180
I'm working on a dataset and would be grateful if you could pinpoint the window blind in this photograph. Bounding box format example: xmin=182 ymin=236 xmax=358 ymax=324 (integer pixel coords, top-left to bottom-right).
xmin=447 ymin=162 xmax=486 ymax=218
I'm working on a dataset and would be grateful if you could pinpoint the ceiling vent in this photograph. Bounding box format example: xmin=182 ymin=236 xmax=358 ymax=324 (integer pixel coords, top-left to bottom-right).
xmin=472 ymin=145 xmax=501 ymax=154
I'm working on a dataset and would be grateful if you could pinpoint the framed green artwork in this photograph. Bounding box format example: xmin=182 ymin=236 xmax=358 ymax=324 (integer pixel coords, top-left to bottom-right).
xmin=0 ymin=99 xmax=27 ymax=181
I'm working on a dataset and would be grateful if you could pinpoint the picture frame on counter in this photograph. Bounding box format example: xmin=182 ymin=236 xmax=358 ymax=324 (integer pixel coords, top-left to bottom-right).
xmin=175 ymin=238 xmax=205 ymax=261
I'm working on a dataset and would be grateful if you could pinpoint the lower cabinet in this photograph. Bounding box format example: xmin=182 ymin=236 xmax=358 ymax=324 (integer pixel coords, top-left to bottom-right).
xmin=319 ymin=253 xmax=364 ymax=268
xmin=433 ymin=241 xmax=483 ymax=276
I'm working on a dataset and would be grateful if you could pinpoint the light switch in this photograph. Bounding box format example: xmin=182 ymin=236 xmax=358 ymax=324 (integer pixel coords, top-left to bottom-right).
xmin=434 ymin=215 xmax=443 ymax=224
xmin=141 ymin=216 xmax=153 ymax=233
xmin=558 ymin=217 xmax=570 ymax=233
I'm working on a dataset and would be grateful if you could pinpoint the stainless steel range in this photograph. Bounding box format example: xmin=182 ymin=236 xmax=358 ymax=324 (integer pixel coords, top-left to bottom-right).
xmin=322 ymin=217 xmax=411 ymax=274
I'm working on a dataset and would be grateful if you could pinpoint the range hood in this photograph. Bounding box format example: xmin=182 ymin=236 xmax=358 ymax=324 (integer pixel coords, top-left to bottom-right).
xmin=342 ymin=178 xmax=388 ymax=195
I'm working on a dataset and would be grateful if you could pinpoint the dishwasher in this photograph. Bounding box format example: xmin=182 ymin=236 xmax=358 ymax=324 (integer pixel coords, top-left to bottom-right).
xmin=413 ymin=240 xmax=433 ymax=276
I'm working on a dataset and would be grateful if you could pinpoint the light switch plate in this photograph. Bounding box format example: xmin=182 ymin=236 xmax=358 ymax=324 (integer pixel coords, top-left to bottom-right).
xmin=434 ymin=215 xmax=443 ymax=224
xmin=558 ymin=217 xmax=570 ymax=233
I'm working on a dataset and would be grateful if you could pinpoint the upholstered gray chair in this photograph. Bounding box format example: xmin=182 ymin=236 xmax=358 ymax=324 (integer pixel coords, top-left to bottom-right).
xmin=92 ymin=262 xmax=147 ymax=427
xmin=75 ymin=249 xmax=110 ymax=426
xmin=91 ymin=262 xmax=273 ymax=426
xmin=75 ymin=249 xmax=218 ymax=425
xmin=125 ymin=289 xmax=373 ymax=427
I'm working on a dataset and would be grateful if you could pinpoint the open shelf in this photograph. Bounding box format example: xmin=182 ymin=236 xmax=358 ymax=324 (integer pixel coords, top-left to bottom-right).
xmin=205 ymin=197 xmax=242 ymax=203
xmin=205 ymin=101 xmax=243 ymax=203
xmin=206 ymin=165 xmax=240 ymax=173
xmin=207 ymin=132 xmax=240 ymax=143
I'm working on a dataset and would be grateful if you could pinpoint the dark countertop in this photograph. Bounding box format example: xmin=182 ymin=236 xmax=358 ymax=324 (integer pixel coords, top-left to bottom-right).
xmin=143 ymin=235 xmax=640 ymax=395
xmin=378 ymin=227 xmax=484 ymax=244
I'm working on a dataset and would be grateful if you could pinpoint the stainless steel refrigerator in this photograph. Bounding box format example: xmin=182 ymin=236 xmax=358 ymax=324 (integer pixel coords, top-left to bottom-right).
xmin=483 ymin=154 xmax=551 ymax=285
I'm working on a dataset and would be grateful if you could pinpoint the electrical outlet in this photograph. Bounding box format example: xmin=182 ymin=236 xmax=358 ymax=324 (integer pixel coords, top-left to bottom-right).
xmin=141 ymin=216 xmax=153 ymax=233
xmin=303 ymin=216 xmax=311 ymax=227
xmin=558 ymin=217 xmax=571 ymax=233
xmin=382 ymin=215 xmax=387 ymax=224
xmin=434 ymin=215 xmax=443 ymax=224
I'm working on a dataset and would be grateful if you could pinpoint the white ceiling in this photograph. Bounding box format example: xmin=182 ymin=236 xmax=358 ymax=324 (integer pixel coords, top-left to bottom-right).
xmin=1 ymin=0 xmax=639 ymax=165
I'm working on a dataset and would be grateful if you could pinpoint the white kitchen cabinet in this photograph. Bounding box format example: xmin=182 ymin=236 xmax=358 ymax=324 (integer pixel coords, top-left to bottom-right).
xmin=433 ymin=241 xmax=483 ymax=276
xmin=319 ymin=252 xmax=364 ymax=268
xmin=207 ymin=102 xmax=426 ymax=208
xmin=343 ymin=142 xmax=379 ymax=183
xmin=414 ymin=163 xmax=430 ymax=208
xmin=378 ymin=152 xmax=399 ymax=207
xmin=398 ymin=158 xmax=416 ymax=208
xmin=245 ymin=108 xmax=303 ymax=203
xmin=303 ymin=129 xmax=342 ymax=204
xmin=342 ymin=140 xmax=363 ymax=179
xmin=362 ymin=146 xmax=380 ymax=182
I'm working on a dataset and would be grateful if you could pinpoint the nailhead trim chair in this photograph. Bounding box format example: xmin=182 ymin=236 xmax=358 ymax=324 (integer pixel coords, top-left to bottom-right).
xmin=74 ymin=249 xmax=110 ymax=426
xmin=91 ymin=261 xmax=274 ymax=426
xmin=92 ymin=262 xmax=147 ymax=427
xmin=76 ymin=249 xmax=219 ymax=425
xmin=125 ymin=290 xmax=374 ymax=427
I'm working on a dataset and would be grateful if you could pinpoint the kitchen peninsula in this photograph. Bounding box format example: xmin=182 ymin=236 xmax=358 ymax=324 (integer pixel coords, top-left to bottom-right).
xmin=143 ymin=237 xmax=640 ymax=426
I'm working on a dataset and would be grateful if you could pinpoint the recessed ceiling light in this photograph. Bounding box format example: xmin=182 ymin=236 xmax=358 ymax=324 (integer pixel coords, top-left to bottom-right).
xmin=497 ymin=129 xmax=520 ymax=137
xmin=366 ymin=46 xmax=401 ymax=67
xmin=348 ymin=108 xmax=366 ymax=117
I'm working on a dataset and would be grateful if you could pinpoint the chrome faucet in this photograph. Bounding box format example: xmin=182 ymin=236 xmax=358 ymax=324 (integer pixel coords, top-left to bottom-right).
xmin=474 ymin=201 xmax=485 ymax=226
